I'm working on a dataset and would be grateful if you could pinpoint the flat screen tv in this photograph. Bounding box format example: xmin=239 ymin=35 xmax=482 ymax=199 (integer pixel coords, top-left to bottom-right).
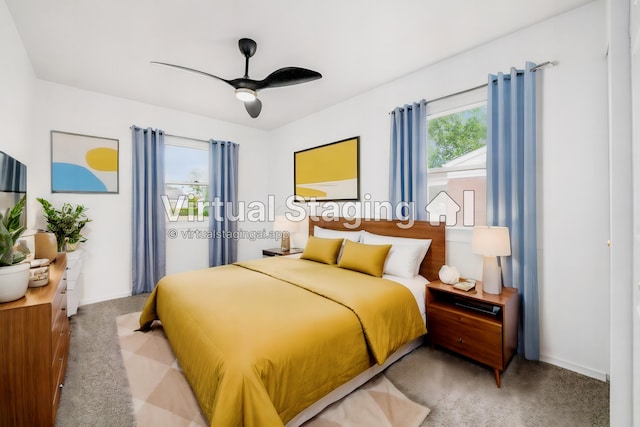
xmin=0 ymin=151 xmax=27 ymax=228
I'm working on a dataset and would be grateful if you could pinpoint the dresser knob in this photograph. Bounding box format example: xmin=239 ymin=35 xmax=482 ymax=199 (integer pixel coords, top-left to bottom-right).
xmin=458 ymin=337 xmax=463 ymax=343
xmin=59 ymin=383 xmax=64 ymax=388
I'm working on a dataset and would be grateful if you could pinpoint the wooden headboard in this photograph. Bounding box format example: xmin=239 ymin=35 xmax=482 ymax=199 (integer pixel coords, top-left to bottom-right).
xmin=309 ymin=217 xmax=446 ymax=282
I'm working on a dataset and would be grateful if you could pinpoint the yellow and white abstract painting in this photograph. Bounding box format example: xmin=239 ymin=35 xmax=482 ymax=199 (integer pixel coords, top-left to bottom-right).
xmin=294 ymin=137 xmax=359 ymax=201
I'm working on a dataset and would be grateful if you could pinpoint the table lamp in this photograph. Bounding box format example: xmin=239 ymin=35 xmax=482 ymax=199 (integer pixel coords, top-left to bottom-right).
xmin=273 ymin=216 xmax=297 ymax=251
xmin=472 ymin=226 xmax=511 ymax=294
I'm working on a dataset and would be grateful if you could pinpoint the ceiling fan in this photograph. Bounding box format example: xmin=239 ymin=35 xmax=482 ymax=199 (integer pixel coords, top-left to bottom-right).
xmin=151 ymin=38 xmax=322 ymax=118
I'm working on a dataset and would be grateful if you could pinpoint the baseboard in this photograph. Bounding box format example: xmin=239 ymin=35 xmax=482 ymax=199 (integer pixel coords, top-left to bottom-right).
xmin=79 ymin=291 xmax=133 ymax=307
xmin=540 ymin=353 xmax=608 ymax=382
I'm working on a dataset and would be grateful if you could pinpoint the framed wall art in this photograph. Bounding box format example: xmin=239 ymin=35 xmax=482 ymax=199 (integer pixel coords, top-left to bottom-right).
xmin=51 ymin=130 xmax=119 ymax=193
xmin=294 ymin=136 xmax=359 ymax=201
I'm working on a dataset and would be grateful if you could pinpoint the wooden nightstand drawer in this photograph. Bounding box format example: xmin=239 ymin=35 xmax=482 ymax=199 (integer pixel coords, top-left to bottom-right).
xmin=428 ymin=304 xmax=502 ymax=368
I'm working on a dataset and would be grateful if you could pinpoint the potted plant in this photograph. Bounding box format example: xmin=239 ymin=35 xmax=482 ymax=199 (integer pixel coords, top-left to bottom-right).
xmin=37 ymin=198 xmax=91 ymax=252
xmin=0 ymin=195 xmax=30 ymax=303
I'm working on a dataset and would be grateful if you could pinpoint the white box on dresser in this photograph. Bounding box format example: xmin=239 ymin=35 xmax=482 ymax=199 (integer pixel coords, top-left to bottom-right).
xmin=65 ymin=249 xmax=84 ymax=316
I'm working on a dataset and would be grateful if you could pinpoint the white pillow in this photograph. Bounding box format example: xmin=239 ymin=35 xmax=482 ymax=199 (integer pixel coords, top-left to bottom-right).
xmin=361 ymin=231 xmax=432 ymax=278
xmin=313 ymin=226 xmax=362 ymax=242
xmin=383 ymin=244 xmax=427 ymax=279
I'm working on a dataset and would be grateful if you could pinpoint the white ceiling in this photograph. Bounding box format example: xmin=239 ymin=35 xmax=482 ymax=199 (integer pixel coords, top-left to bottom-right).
xmin=6 ymin=0 xmax=593 ymax=130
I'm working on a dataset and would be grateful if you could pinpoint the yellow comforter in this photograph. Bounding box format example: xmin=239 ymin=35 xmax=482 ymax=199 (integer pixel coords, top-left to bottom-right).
xmin=139 ymin=257 xmax=426 ymax=427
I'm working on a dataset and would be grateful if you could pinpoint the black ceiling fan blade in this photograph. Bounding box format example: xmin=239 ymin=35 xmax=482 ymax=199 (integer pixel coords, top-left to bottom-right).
xmin=256 ymin=67 xmax=322 ymax=90
xmin=150 ymin=61 xmax=233 ymax=87
xmin=244 ymin=98 xmax=262 ymax=118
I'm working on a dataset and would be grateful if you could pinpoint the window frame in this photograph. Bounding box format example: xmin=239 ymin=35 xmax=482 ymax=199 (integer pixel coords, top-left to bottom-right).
xmin=426 ymin=90 xmax=488 ymax=230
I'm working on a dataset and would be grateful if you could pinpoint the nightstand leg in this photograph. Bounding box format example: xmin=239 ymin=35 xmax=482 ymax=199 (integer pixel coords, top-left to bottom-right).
xmin=494 ymin=369 xmax=501 ymax=388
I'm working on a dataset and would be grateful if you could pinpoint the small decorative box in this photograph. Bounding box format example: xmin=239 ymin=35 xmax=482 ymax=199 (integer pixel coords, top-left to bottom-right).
xmin=29 ymin=258 xmax=51 ymax=287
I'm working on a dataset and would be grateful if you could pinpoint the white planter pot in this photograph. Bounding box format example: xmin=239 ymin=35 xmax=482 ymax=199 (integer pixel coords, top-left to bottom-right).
xmin=0 ymin=263 xmax=30 ymax=303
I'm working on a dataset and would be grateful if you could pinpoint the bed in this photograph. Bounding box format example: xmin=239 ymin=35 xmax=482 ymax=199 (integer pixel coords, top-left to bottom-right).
xmin=139 ymin=217 xmax=445 ymax=427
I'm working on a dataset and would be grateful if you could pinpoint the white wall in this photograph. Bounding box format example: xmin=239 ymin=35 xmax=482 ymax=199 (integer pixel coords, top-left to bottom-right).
xmin=30 ymin=81 xmax=271 ymax=304
xmin=607 ymin=0 xmax=634 ymax=424
xmin=268 ymin=1 xmax=610 ymax=379
xmin=632 ymin=0 xmax=640 ymax=423
xmin=0 ymin=0 xmax=36 ymax=173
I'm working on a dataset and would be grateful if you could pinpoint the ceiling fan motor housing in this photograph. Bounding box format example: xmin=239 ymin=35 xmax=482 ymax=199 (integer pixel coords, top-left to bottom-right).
xmin=239 ymin=38 xmax=257 ymax=58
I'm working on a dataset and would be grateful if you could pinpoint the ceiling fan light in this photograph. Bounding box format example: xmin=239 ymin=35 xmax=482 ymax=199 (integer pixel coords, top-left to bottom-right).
xmin=235 ymin=88 xmax=257 ymax=102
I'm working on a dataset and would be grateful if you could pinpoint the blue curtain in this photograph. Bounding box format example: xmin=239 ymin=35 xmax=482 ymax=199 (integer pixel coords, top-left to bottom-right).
xmin=487 ymin=63 xmax=539 ymax=360
xmin=389 ymin=99 xmax=428 ymax=220
xmin=131 ymin=126 xmax=166 ymax=294
xmin=209 ymin=140 xmax=239 ymax=266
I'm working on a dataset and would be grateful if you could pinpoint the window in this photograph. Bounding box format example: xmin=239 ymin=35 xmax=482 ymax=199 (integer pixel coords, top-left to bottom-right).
xmin=164 ymin=136 xmax=209 ymax=221
xmin=426 ymin=87 xmax=487 ymax=228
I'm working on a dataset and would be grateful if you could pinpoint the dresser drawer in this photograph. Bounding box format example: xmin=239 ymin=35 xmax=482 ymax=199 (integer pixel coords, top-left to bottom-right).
xmin=51 ymin=306 xmax=69 ymax=364
xmin=50 ymin=276 xmax=67 ymax=324
xmin=51 ymin=323 xmax=70 ymax=421
xmin=427 ymin=304 xmax=503 ymax=368
xmin=51 ymin=278 xmax=69 ymax=368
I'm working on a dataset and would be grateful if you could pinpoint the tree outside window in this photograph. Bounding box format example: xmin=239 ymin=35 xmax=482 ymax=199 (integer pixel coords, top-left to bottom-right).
xmin=427 ymin=103 xmax=487 ymax=227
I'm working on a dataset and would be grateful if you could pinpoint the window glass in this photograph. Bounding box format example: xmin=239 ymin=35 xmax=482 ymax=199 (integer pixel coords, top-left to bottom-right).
xmin=164 ymin=137 xmax=209 ymax=221
xmin=426 ymin=88 xmax=487 ymax=228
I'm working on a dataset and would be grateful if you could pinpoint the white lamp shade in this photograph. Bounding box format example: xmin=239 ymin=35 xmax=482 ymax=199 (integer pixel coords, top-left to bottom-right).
xmin=273 ymin=216 xmax=298 ymax=233
xmin=472 ymin=226 xmax=511 ymax=256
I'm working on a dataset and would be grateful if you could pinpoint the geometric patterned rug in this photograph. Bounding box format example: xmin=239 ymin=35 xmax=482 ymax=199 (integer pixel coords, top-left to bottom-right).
xmin=117 ymin=312 xmax=430 ymax=427
xmin=116 ymin=312 xmax=208 ymax=426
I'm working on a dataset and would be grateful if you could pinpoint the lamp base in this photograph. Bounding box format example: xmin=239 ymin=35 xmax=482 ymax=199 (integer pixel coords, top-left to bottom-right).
xmin=280 ymin=232 xmax=290 ymax=252
xmin=482 ymin=256 xmax=503 ymax=295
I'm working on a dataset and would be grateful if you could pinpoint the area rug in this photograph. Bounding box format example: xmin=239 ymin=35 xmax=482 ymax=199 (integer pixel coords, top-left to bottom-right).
xmin=117 ymin=312 xmax=430 ymax=427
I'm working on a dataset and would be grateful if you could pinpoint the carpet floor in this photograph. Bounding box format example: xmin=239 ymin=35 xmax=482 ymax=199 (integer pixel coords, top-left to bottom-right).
xmin=56 ymin=294 xmax=610 ymax=427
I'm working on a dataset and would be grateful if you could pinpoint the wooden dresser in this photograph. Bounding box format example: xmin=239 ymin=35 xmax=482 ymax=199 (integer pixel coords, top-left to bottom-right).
xmin=0 ymin=253 xmax=69 ymax=427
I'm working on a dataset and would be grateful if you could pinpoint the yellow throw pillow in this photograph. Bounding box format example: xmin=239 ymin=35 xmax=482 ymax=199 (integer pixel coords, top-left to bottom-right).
xmin=338 ymin=240 xmax=392 ymax=277
xmin=300 ymin=236 xmax=344 ymax=265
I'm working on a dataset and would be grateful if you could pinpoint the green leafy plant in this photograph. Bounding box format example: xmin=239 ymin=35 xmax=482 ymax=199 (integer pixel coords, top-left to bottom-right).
xmin=0 ymin=195 xmax=27 ymax=266
xmin=427 ymin=106 xmax=487 ymax=168
xmin=37 ymin=198 xmax=91 ymax=251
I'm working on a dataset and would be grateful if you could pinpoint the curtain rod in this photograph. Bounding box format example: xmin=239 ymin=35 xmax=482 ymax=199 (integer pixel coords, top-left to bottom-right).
xmin=389 ymin=83 xmax=485 ymax=114
xmin=427 ymin=82 xmax=487 ymax=105
xmin=530 ymin=61 xmax=555 ymax=71
xmin=391 ymin=60 xmax=556 ymax=114
xmin=164 ymin=133 xmax=209 ymax=144
xmin=130 ymin=126 xmax=210 ymax=144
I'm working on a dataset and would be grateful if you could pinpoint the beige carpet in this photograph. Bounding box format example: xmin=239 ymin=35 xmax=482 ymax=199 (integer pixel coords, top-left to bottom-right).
xmin=117 ymin=312 xmax=430 ymax=427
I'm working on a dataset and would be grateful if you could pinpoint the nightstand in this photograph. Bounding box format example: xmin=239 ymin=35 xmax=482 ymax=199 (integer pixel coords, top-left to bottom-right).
xmin=425 ymin=280 xmax=519 ymax=387
xmin=262 ymin=247 xmax=303 ymax=257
